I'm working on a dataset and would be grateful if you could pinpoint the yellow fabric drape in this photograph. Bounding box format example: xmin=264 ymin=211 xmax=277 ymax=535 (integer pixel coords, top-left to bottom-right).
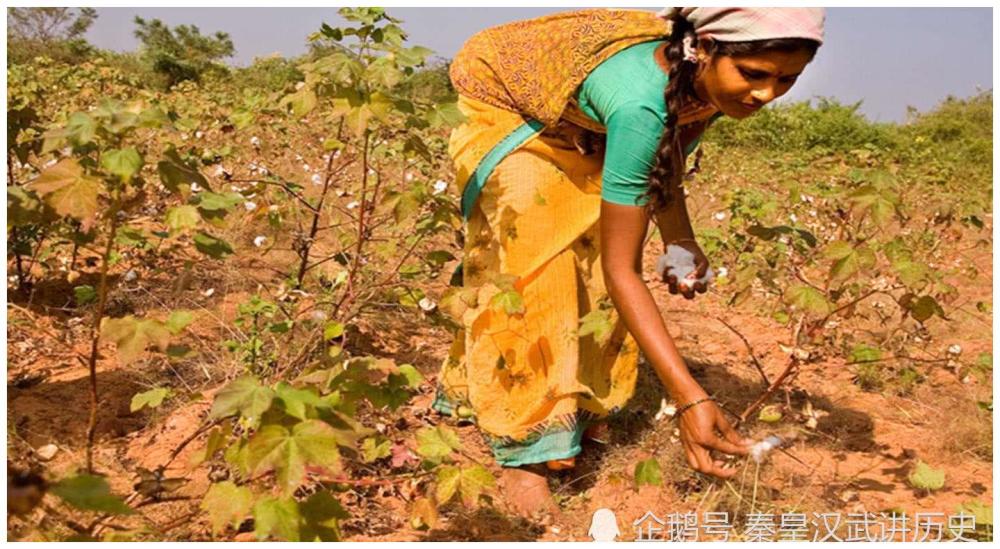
xmin=433 ymin=95 xmax=640 ymax=466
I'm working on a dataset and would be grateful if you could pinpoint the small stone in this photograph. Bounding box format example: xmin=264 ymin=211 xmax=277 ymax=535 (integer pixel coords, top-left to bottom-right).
xmin=37 ymin=444 xmax=59 ymax=461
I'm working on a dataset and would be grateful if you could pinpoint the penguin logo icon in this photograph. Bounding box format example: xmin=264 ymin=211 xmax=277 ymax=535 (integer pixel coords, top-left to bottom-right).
xmin=588 ymin=508 xmax=620 ymax=541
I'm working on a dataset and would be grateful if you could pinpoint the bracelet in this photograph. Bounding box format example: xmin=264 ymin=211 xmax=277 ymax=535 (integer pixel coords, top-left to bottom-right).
xmin=675 ymin=396 xmax=716 ymax=419
xmin=667 ymin=238 xmax=698 ymax=247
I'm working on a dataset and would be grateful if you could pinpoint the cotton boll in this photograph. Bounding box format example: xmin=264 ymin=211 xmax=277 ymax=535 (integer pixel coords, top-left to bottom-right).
xmin=250 ymin=136 xmax=261 ymax=148
xmin=713 ymin=211 xmax=727 ymax=221
xmin=654 ymin=398 xmax=676 ymax=421
xmin=947 ymin=344 xmax=962 ymax=356
xmin=749 ymin=435 xmax=784 ymax=463
xmin=433 ymin=180 xmax=448 ymax=195
xmin=346 ymin=201 xmax=359 ymax=210
xmin=244 ymin=201 xmax=257 ymax=211
xmin=311 ymin=173 xmax=323 ymax=186
xmin=655 ymin=244 xmax=715 ymax=287
xmin=418 ymin=297 xmax=437 ymax=312
xmin=268 ymin=204 xmax=279 ymax=213
xmin=190 ymin=182 xmax=202 ymax=193
xmin=405 ymin=172 xmax=414 ymax=182
xmin=253 ymin=235 xmax=267 ymax=247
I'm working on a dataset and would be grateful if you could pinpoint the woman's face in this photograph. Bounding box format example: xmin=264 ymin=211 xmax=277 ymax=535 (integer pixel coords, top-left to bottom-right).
xmin=694 ymin=42 xmax=815 ymax=119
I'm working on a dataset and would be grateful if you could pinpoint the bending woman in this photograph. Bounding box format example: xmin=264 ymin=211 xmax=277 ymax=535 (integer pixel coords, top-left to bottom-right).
xmin=432 ymin=7 xmax=825 ymax=518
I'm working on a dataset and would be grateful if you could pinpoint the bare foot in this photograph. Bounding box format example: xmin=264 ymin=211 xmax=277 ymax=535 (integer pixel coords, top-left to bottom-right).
xmin=499 ymin=465 xmax=563 ymax=522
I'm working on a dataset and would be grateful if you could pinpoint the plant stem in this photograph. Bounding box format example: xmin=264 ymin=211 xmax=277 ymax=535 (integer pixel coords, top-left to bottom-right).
xmin=84 ymin=205 xmax=120 ymax=473
xmin=337 ymin=132 xmax=371 ymax=315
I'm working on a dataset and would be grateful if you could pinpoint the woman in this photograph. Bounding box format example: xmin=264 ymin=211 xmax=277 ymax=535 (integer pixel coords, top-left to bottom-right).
xmin=432 ymin=7 xmax=825 ymax=519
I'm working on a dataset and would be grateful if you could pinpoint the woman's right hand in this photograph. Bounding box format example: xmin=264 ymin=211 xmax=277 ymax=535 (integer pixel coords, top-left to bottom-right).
xmin=676 ymin=398 xmax=751 ymax=479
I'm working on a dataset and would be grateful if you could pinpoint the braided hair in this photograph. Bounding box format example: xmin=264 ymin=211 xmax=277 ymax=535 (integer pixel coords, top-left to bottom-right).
xmin=639 ymin=12 xmax=821 ymax=219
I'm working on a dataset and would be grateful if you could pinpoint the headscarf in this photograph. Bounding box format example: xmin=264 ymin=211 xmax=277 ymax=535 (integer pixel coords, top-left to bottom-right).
xmin=657 ymin=7 xmax=825 ymax=45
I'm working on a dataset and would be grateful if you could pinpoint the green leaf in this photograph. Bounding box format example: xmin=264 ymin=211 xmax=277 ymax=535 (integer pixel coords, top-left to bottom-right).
xmin=827 ymin=243 xmax=876 ymax=285
xmin=201 ymin=481 xmax=253 ymax=536
xmin=158 ymin=147 xmax=209 ymax=196
xmin=165 ymin=205 xmax=200 ymax=231
xmin=361 ymin=436 xmax=392 ymax=463
xmin=396 ymin=364 xmax=423 ymax=388
xmin=228 ymin=108 xmax=255 ymax=130
xmin=7 ymin=184 xmax=51 ymax=226
xmin=299 ymin=491 xmax=348 ymax=541
xmin=435 ymin=465 xmax=460 ymax=504
xmin=894 ymin=261 xmax=928 ymax=288
xmin=130 ymin=387 xmax=172 ymax=412
xmin=254 ymin=497 xmax=302 ymax=541
xmin=101 ymin=147 xmax=143 ymax=182
xmin=195 ymin=191 xmax=243 ymax=212
xmin=165 ymin=310 xmax=194 ymax=335
xmin=395 ymin=45 xmax=433 ymax=67
xmin=343 ymin=103 xmax=375 ymax=136
xmin=275 ymin=382 xmax=326 ymax=421
xmin=490 ymin=289 xmax=525 ymax=316
xmin=849 ymin=184 xmax=899 ymax=225
xmin=323 ymin=321 xmax=345 ymax=341
xmin=822 ymin=240 xmax=854 ymax=261
xmin=281 ymin=88 xmax=318 ymax=118
xmin=848 ymin=345 xmax=882 ymax=363
xmin=209 ymin=376 xmax=275 ymax=421
xmin=783 ymin=284 xmax=831 ymax=316
xmin=426 ymin=102 xmax=466 ymax=128
xmin=907 ymin=295 xmax=945 ymax=323
xmin=100 ymin=316 xmax=172 ymax=364
xmin=28 ymin=158 xmax=102 ymax=229
xmin=634 ymin=458 xmax=663 ymax=488
xmin=193 ymin=231 xmax=234 ymax=259
xmin=65 ymin=112 xmax=98 ymax=146
xmin=956 ymin=500 xmax=992 ymax=527
xmin=908 ymin=460 xmax=945 ymax=491
xmin=415 ymin=425 xmax=460 ymax=462
xmin=137 ymin=107 xmax=170 ymax=128
xmin=51 ymin=475 xmax=134 ymax=515
xmin=457 ymin=464 xmax=495 ymax=507
xmin=247 ymin=420 xmax=342 ymax=496
xmin=365 ymin=57 xmax=403 ymax=89
xmin=579 ymin=308 xmax=614 ymax=346
xmin=74 ymin=285 xmax=97 ymax=305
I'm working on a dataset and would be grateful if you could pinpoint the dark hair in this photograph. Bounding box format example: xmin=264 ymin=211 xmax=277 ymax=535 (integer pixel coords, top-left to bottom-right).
xmin=639 ymin=13 xmax=821 ymax=218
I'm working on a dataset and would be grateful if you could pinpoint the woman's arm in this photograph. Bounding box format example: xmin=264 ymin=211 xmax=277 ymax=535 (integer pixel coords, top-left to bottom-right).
xmin=600 ymin=200 xmax=707 ymax=404
xmin=601 ymin=199 xmax=748 ymax=477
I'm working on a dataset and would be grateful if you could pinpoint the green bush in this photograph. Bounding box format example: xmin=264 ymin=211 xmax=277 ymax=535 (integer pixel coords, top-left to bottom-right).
xmin=228 ymin=55 xmax=305 ymax=94
xmin=707 ymin=97 xmax=896 ymax=153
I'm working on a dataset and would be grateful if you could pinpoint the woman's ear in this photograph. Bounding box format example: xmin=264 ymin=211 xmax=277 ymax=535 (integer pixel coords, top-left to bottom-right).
xmin=697 ymin=36 xmax=715 ymax=64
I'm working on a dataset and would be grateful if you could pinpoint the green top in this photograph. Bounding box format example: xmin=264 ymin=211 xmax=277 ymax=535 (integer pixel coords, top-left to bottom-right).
xmin=575 ymin=39 xmax=720 ymax=207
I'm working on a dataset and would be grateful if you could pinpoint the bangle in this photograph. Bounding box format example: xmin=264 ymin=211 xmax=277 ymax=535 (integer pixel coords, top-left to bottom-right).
xmin=675 ymin=396 xmax=716 ymax=419
xmin=667 ymin=238 xmax=698 ymax=247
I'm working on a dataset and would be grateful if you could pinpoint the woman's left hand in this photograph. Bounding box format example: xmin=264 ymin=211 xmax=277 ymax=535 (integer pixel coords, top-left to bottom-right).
xmin=664 ymin=239 xmax=711 ymax=300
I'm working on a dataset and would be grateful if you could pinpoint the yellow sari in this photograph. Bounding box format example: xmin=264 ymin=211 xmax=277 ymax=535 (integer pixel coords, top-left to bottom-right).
xmin=432 ymin=9 xmax=719 ymax=468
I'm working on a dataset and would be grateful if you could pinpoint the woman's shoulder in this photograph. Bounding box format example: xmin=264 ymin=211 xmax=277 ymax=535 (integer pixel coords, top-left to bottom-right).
xmin=578 ymin=40 xmax=669 ymax=124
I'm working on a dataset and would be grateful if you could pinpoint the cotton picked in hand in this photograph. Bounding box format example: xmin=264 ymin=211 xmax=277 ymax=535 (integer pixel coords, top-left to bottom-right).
xmin=655 ymin=244 xmax=715 ymax=288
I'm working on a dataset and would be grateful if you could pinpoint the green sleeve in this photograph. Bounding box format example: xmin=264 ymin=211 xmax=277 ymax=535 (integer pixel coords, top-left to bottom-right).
xmin=600 ymin=101 xmax=665 ymax=207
